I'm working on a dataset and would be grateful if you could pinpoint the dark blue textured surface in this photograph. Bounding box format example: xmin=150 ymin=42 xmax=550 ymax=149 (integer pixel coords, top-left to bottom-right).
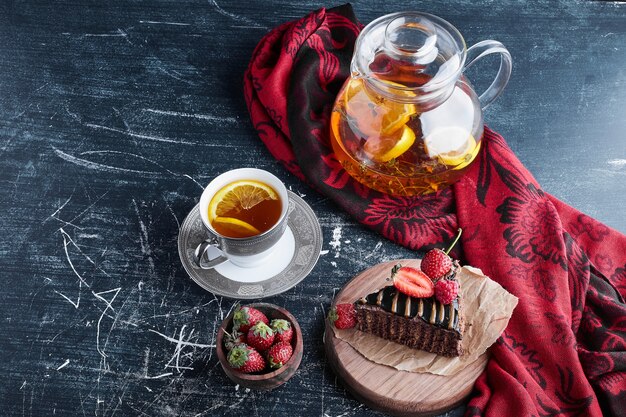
xmin=0 ymin=1 xmax=624 ymax=416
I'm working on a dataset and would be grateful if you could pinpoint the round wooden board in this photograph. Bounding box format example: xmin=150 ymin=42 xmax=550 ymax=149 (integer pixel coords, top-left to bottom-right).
xmin=324 ymin=259 xmax=488 ymax=417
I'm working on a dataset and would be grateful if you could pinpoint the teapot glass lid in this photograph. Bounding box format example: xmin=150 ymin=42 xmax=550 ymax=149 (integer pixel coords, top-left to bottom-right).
xmin=352 ymin=12 xmax=467 ymax=92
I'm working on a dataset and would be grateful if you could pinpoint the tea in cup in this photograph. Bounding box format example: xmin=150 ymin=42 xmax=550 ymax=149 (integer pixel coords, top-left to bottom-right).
xmin=193 ymin=168 xmax=289 ymax=269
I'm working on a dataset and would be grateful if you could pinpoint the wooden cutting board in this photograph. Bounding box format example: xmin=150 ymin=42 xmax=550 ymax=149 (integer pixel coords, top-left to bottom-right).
xmin=324 ymin=259 xmax=488 ymax=417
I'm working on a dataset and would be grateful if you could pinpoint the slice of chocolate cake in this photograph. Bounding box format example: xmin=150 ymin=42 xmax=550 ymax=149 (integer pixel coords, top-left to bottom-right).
xmin=355 ymin=266 xmax=464 ymax=357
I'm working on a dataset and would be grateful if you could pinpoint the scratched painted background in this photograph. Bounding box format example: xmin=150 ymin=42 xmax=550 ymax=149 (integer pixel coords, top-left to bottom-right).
xmin=0 ymin=0 xmax=625 ymax=416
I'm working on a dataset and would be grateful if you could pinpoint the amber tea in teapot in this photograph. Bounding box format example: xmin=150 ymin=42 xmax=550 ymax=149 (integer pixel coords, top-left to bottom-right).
xmin=330 ymin=12 xmax=511 ymax=195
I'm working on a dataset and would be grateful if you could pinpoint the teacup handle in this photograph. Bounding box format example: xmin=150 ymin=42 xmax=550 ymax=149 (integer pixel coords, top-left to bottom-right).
xmin=463 ymin=40 xmax=512 ymax=110
xmin=193 ymin=237 xmax=229 ymax=269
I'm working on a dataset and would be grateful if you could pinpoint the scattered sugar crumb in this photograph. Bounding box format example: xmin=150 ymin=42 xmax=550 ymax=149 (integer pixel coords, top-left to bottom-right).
xmin=329 ymin=226 xmax=342 ymax=258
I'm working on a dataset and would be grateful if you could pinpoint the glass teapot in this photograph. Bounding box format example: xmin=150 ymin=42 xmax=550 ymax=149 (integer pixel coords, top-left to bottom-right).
xmin=330 ymin=12 xmax=512 ymax=195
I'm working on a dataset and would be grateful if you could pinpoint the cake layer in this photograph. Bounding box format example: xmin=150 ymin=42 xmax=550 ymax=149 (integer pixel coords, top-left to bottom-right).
xmin=358 ymin=285 xmax=461 ymax=333
xmin=355 ymin=304 xmax=463 ymax=357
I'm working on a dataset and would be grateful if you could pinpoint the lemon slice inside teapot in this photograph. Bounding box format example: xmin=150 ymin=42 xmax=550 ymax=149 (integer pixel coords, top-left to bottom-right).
xmin=423 ymin=127 xmax=479 ymax=168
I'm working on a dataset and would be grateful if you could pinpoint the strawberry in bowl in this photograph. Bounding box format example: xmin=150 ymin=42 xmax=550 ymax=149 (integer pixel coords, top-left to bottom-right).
xmin=216 ymin=303 xmax=302 ymax=390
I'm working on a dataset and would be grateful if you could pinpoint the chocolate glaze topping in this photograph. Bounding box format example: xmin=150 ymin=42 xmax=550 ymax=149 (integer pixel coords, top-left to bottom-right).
xmin=358 ymin=270 xmax=461 ymax=333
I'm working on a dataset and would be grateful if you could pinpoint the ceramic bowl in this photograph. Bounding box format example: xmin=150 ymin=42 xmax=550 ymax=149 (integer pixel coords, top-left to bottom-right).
xmin=216 ymin=303 xmax=303 ymax=390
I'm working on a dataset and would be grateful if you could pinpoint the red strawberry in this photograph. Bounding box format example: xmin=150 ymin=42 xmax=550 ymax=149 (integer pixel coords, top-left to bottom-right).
xmin=435 ymin=279 xmax=459 ymax=305
xmin=223 ymin=329 xmax=246 ymax=351
xmin=328 ymin=303 xmax=357 ymax=329
xmin=227 ymin=344 xmax=266 ymax=373
xmin=421 ymin=249 xmax=452 ymax=280
xmin=267 ymin=342 xmax=293 ymax=369
xmin=421 ymin=228 xmax=463 ymax=280
xmin=393 ymin=266 xmax=434 ymax=298
xmin=233 ymin=306 xmax=269 ymax=333
xmin=246 ymin=322 xmax=275 ymax=351
xmin=270 ymin=319 xmax=293 ymax=344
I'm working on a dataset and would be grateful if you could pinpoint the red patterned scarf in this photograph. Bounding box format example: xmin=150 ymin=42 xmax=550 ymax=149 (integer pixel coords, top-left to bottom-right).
xmin=243 ymin=5 xmax=626 ymax=416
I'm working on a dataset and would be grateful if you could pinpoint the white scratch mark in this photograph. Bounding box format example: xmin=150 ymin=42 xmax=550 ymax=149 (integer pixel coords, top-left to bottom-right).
xmin=334 ymin=404 xmax=365 ymax=417
xmin=330 ymin=261 xmax=337 ymax=268
xmin=141 ymin=347 xmax=151 ymax=377
xmin=84 ymin=33 xmax=125 ymax=37
xmin=608 ymin=159 xmax=626 ymax=167
xmin=35 ymin=82 xmax=50 ymax=92
xmin=112 ymin=106 xmax=130 ymax=130
xmin=365 ymin=241 xmax=383 ymax=259
xmin=53 ymin=147 xmax=162 ymax=176
xmin=20 ymin=381 xmax=27 ymax=390
xmin=155 ymin=66 xmax=198 ymax=85
xmin=66 ymin=190 xmax=110 ymax=225
xmin=93 ymin=288 xmax=121 ymax=361
xmin=11 ymin=110 xmax=26 ymax=120
xmin=59 ymin=228 xmax=110 ymax=277
xmin=54 ymin=149 xmax=205 ymax=187
xmin=144 ymin=372 xmax=173 ymax=379
xmin=145 ymin=386 xmax=153 ymax=392
xmin=230 ymin=25 xmax=267 ymax=29
xmin=55 ymin=290 xmax=80 ymax=309
xmin=64 ymin=105 xmax=80 ymax=121
xmin=183 ymin=174 xmax=204 ymax=189
xmin=43 ymin=194 xmax=73 ymax=224
xmin=132 ymin=199 xmax=155 ymax=273
xmin=163 ymin=199 xmax=181 ymax=230
xmin=148 ymin=325 xmax=214 ymax=374
xmin=78 ymin=233 xmax=101 ymax=239
xmin=329 ymin=226 xmax=342 ymax=258
xmin=148 ymin=327 xmax=214 ymax=348
xmin=134 ymin=300 xmax=217 ymax=323
xmin=320 ymin=250 xmax=329 ymax=255
xmin=85 ymin=123 xmax=196 ymax=145
xmin=143 ymin=108 xmax=238 ymax=124
xmin=219 ymin=294 xmax=232 ymax=320
xmin=80 ymin=150 xmax=176 ymax=175
xmin=139 ymin=20 xmax=190 ymax=26
xmin=208 ymin=0 xmax=266 ymax=28
xmin=56 ymin=359 xmax=70 ymax=371
xmin=206 ymin=319 xmax=218 ymax=362
xmin=116 ymin=29 xmax=134 ymax=46
xmin=60 ymin=228 xmax=91 ymax=288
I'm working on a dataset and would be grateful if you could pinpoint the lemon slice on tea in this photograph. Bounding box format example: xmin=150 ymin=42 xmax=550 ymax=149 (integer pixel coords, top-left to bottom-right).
xmin=363 ymin=125 xmax=416 ymax=162
xmin=208 ymin=180 xmax=278 ymax=222
xmin=212 ymin=217 xmax=260 ymax=238
xmin=423 ymin=127 xmax=479 ymax=167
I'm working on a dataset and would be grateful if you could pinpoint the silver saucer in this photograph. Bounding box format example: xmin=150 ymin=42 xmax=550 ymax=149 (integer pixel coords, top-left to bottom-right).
xmin=178 ymin=191 xmax=322 ymax=299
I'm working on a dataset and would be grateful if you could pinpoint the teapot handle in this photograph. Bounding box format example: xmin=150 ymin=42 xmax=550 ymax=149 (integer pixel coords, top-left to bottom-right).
xmin=464 ymin=40 xmax=512 ymax=110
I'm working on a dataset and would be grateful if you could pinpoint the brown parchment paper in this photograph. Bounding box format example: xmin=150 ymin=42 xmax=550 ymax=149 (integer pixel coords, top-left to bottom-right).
xmin=332 ymin=266 xmax=518 ymax=376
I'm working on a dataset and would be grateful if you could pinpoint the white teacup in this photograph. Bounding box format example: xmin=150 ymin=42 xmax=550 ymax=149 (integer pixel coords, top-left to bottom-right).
xmin=193 ymin=168 xmax=289 ymax=269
